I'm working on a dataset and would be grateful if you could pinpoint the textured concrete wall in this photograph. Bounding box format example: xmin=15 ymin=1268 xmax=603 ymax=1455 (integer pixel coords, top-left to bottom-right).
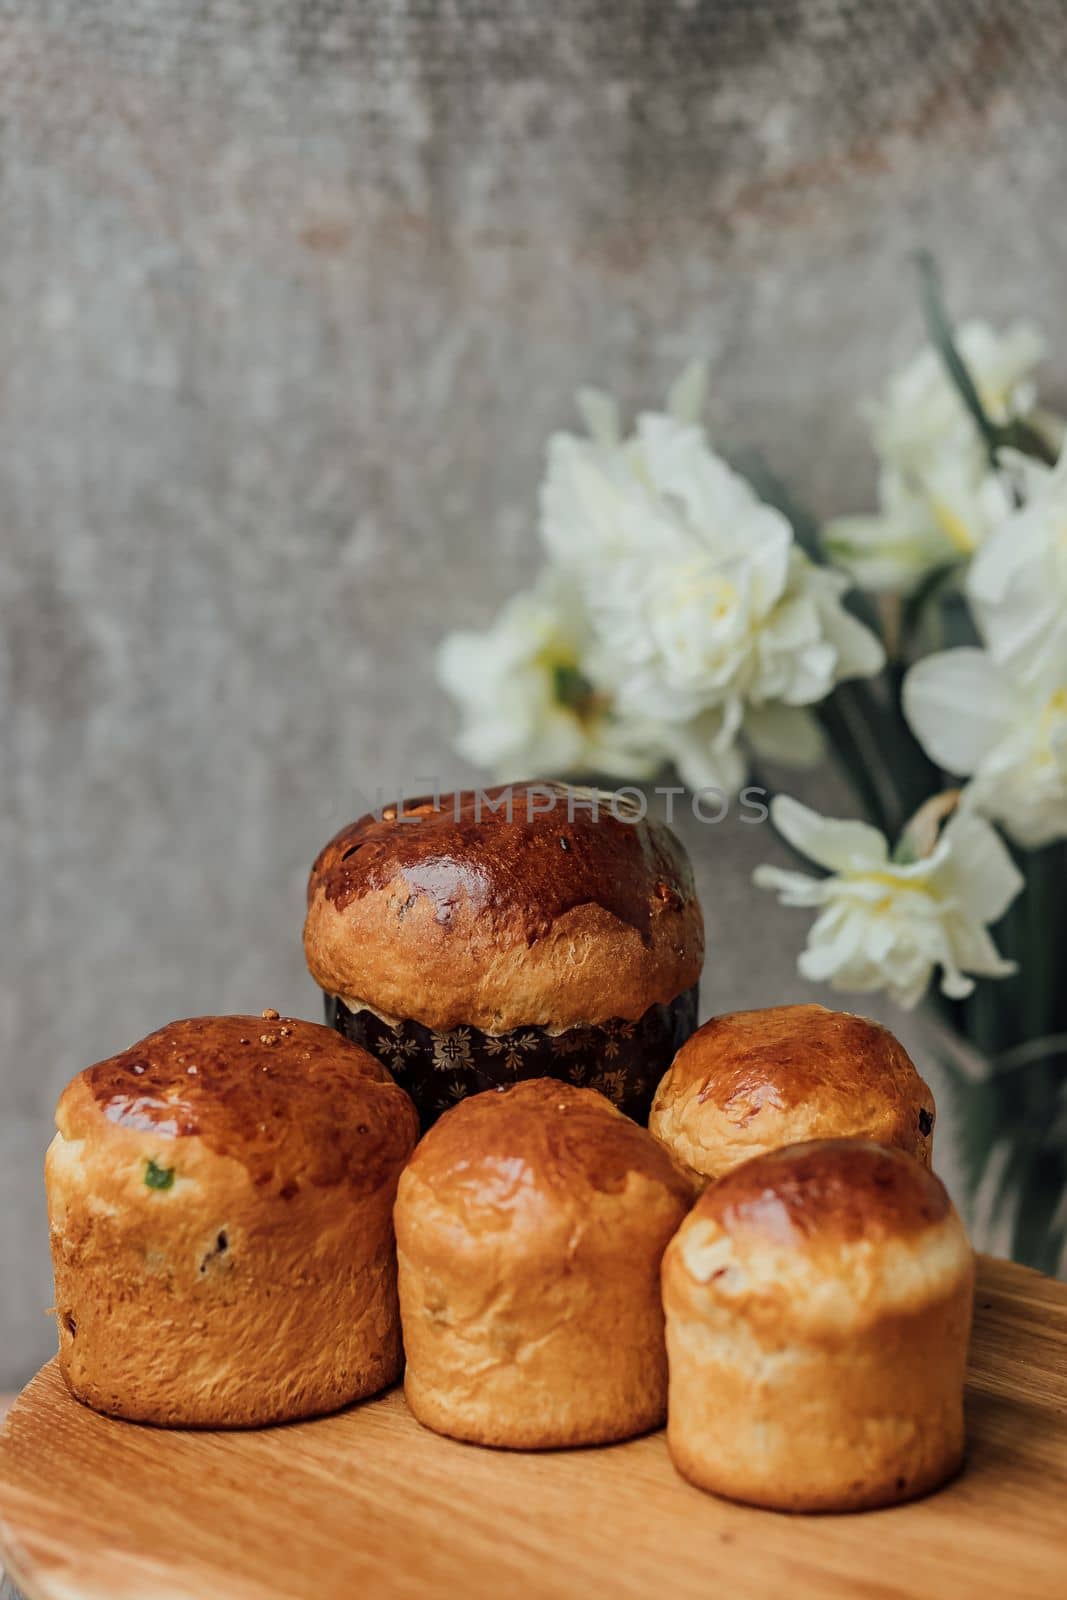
xmin=3 ymin=1 xmax=1066 ymax=1385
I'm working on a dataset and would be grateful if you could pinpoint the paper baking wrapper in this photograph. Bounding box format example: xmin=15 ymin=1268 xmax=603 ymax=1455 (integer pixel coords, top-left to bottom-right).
xmin=324 ymin=986 xmax=699 ymax=1128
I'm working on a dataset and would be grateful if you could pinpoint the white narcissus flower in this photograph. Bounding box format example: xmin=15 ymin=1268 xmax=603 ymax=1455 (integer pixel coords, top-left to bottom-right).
xmin=754 ymin=795 xmax=1023 ymax=1009
xmin=436 ymin=569 xmax=662 ymax=783
xmin=824 ymin=320 xmax=1051 ymax=593
xmin=873 ymin=320 xmax=1044 ymax=477
xmin=902 ymin=444 xmax=1067 ymax=848
xmin=903 ymin=646 xmax=1067 ymax=850
xmin=540 ymin=365 xmax=884 ymax=792
xmin=967 ymin=445 xmax=1067 ymax=695
xmin=824 ymin=466 xmax=1012 ymax=595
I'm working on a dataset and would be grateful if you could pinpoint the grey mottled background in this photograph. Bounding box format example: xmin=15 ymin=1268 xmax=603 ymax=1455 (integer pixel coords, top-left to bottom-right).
xmin=3 ymin=0 xmax=1066 ymax=1387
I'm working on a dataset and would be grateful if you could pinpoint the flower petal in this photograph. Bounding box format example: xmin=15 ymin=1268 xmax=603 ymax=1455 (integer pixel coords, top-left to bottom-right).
xmin=576 ymin=387 xmax=621 ymax=447
xmin=662 ymin=710 xmax=747 ymax=794
xmin=815 ymin=589 xmax=887 ymax=680
xmin=903 ymin=649 xmax=1015 ymax=775
xmin=769 ymin=794 xmax=889 ymax=873
xmin=666 ymin=360 xmax=709 ymax=426
xmin=752 ymin=864 xmax=829 ymax=907
xmin=936 ymin=810 xmax=1024 ymax=924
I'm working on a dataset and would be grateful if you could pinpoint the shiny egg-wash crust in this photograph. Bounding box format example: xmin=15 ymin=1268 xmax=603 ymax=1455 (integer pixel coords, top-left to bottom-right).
xmin=395 ymin=1078 xmax=696 ymax=1449
xmin=304 ymin=784 xmax=704 ymax=1034
xmin=326 ymin=987 xmax=698 ymax=1127
xmin=662 ymin=1139 xmax=975 ymax=1512
xmin=650 ymin=1003 xmax=935 ymax=1186
xmin=46 ymin=1015 xmax=419 ymax=1427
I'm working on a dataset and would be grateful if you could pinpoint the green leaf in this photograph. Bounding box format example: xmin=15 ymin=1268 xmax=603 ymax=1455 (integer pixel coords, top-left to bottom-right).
xmin=1000 ymin=415 xmax=1058 ymax=468
xmin=915 ymin=251 xmax=1001 ymax=472
xmin=814 ymin=694 xmax=893 ymax=837
xmin=144 ymin=1158 xmax=175 ymax=1191
xmin=900 ymin=561 xmax=962 ymax=643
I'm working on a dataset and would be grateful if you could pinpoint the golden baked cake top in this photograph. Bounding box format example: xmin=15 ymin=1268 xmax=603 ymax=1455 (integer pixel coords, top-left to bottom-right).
xmin=304 ymin=784 xmax=704 ymax=1031
xmin=403 ymin=1078 xmax=695 ymax=1223
xmin=666 ymin=1138 xmax=971 ymax=1337
xmin=56 ymin=1013 xmax=417 ymax=1197
xmin=695 ymin=1137 xmax=951 ymax=1248
xmin=651 ymin=1003 xmax=934 ymax=1177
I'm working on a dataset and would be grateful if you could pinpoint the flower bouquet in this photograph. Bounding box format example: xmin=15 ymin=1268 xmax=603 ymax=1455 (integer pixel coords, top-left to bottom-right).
xmin=437 ymin=260 xmax=1067 ymax=1274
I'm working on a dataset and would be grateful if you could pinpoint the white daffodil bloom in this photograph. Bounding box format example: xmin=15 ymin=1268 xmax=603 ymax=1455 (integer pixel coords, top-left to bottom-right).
xmin=824 ymin=464 xmax=1012 ymax=595
xmin=968 ymin=445 xmax=1067 ymax=695
xmin=754 ymin=795 xmax=1022 ymax=1009
xmin=824 ymin=320 xmax=1049 ymax=593
xmin=436 ymin=569 xmax=662 ymax=782
xmin=541 ymin=361 xmax=711 ymax=573
xmin=903 ymin=646 xmax=1067 ymax=850
xmin=539 ymin=366 xmax=884 ymax=790
xmin=874 ymin=320 xmax=1044 ymax=478
xmin=903 ymin=445 xmax=1067 ymax=848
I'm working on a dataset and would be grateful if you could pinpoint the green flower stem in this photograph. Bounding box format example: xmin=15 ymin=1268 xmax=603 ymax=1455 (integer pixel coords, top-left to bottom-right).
xmin=818 ymin=677 xmax=940 ymax=844
xmin=916 ymin=251 xmax=1001 ymax=472
xmin=816 ymin=690 xmax=895 ymax=838
xmin=899 ymin=564 xmax=964 ymax=655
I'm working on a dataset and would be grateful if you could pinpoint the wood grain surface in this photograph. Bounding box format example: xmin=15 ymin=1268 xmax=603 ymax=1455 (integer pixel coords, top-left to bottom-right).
xmin=1 ymin=1256 xmax=1065 ymax=1600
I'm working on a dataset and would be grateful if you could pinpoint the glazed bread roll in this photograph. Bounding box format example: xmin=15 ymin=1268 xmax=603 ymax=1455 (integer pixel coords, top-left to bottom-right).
xmin=662 ymin=1139 xmax=974 ymax=1511
xmin=46 ymin=1013 xmax=418 ymax=1426
xmin=650 ymin=1004 xmax=934 ymax=1186
xmin=395 ymin=1078 xmax=694 ymax=1448
xmin=304 ymin=783 xmax=704 ymax=1126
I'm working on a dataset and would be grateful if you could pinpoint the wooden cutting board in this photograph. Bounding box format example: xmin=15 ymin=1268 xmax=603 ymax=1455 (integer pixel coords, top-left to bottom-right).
xmin=1 ymin=1254 xmax=1065 ymax=1600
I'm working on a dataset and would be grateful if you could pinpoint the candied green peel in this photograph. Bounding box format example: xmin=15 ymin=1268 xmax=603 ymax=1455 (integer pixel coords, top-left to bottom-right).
xmin=143 ymin=1158 xmax=175 ymax=1190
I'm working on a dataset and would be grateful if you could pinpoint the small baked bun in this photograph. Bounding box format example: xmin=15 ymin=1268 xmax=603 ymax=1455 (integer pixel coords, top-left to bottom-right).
xmin=46 ymin=1013 xmax=418 ymax=1426
xmin=649 ymin=1004 xmax=934 ymax=1187
xmin=662 ymin=1139 xmax=974 ymax=1511
xmin=395 ymin=1078 xmax=694 ymax=1448
xmin=305 ymin=784 xmax=703 ymax=1126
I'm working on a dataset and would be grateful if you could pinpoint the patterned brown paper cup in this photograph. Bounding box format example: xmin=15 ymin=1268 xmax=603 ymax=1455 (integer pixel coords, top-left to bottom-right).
xmin=325 ymin=987 xmax=699 ymax=1128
